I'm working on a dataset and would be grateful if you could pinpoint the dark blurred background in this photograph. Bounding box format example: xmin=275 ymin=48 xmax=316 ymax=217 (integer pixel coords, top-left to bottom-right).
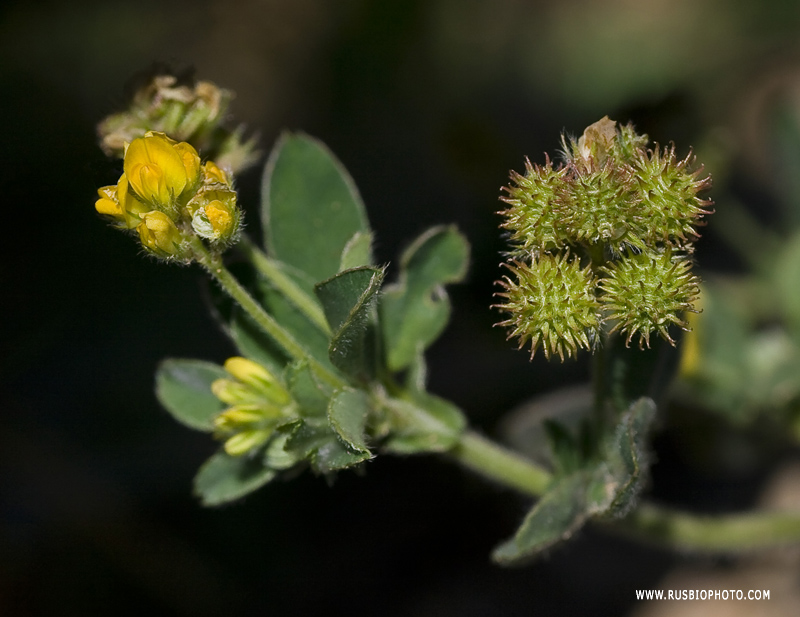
xmin=3 ymin=1 xmax=800 ymax=615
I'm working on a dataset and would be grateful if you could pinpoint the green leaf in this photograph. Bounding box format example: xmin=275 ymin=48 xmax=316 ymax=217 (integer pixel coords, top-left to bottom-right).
xmin=284 ymin=418 xmax=372 ymax=473
xmin=492 ymin=472 xmax=591 ymax=565
xmin=595 ymin=397 xmax=656 ymax=516
xmin=253 ymin=270 xmax=332 ymax=365
xmin=262 ymin=132 xmax=370 ymax=282
xmin=382 ymin=393 xmax=466 ymax=454
xmin=492 ymin=398 xmax=656 ymax=564
xmin=381 ymin=226 xmax=469 ymax=371
xmin=328 ymin=389 xmax=371 ymax=453
xmin=315 ymin=266 xmax=384 ymax=381
xmin=194 ymin=450 xmax=276 ymax=506
xmin=315 ymin=266 xmax=382 ymax=332
xmin=263 ymin=433 xmax=300 ymax=470
xmin=285 ymin=360 xmax=332 ymax=418
xmin=339 ymin=231 xmax=374 ymax=271
xmin=543 ymin=420 xmax=581 ymax=476
xmin=155 ymin=359 xmax=227 ymax=432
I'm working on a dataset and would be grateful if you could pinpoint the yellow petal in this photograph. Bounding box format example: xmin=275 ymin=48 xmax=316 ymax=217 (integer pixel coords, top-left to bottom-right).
xmin=124 ymin=133 xmax=187 ymax=205
xmin=95 ymin=194 xmax=123 ymax=218
xmin=202 ymin=161 xmax=230 ymax=186
xmin=223 ymin=357 xmax=290 ymax=406
xmin=211 ymin=378 xmax=255 ymax=405
xmin=205 ymin=202 xmax=233 ymax=235
xmin=223 ymin=430 xmax=272 ymax=456
xmin=173 ymin=141 xmax=201 ymax=187
xmin=136 ymin=210 xmax=182 ymax=255
xmin=116 ymin=174 xmax=149 ymax=225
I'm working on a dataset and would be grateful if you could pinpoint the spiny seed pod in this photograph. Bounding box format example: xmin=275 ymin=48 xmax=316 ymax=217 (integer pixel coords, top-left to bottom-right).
xmin=610 ymin=123 xmax=650 ymax=163
xmin=499 ymin=155 xmax=570 ymax=254
xmin=630 ymin=146 xmax=713 ymax=249
xmin=562 ymin=161 xmax=639 ymax=252
xmin=599 ymin=248 xmax=700 ymax=348
xmin=495 ymin=117 xmax=710 ymax=360
xmin=500 ymin=116 xmax=712 ymax=258
xmin=495 ymin=252 xmax=601 ymax=361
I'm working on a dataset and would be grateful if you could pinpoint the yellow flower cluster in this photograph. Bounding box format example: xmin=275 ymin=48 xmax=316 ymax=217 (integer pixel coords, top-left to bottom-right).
xmin=94 ymin=131 xmax=240 ymax=259
xmin=211 ymin=357 xmax=295 ymax=457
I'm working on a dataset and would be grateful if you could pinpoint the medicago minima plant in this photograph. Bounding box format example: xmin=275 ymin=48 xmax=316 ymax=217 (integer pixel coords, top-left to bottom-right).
xmin=93 ymin=73 xmax=800 ymax=563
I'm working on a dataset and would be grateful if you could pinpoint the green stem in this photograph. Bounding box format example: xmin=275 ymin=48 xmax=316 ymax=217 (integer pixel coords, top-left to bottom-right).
xmin=591 ymin=339 xmax=607 ymax=435
xmin=190 ymin=238 xmax=345 ymax=390
xmin=446 ymin=427 xmax=800 ymax=553
xmin=190 ymin=239 xmax=800 ymax=555
xmin=618 ymin=502 xmax=800 ymax=552
xmin=238 ymin=235 xmax=331 ymax=336
xmin=450 ymin=431 xmax=552 ymax=497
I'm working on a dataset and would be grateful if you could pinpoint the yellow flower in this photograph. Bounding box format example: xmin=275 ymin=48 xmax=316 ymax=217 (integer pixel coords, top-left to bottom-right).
xmin=123 ymin=132 xmax=200 ymax=208
xmin=136 ymin=211 xmax=184 ymax=257
xmin=95 ymin=174 xmax=151 ymax=229
xmin=210 ymin=357 xmax=295 ymax=457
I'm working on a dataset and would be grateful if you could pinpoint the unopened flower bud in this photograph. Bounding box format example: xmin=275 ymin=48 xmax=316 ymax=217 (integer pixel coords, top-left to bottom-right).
xmin=136 ymin=211 xmax=186 ymax=258
xmin=210 ymin=357 xmax=296 ymax=457
xmin=189 ymin=188 xmax=240 ymax=244
xmin=221 ymin=430 xmax=273 ymax=457
xmin=201 ymin=160 xmax=230 ymax=186
xmin=222 ymin=357 xmax=291 ymax=405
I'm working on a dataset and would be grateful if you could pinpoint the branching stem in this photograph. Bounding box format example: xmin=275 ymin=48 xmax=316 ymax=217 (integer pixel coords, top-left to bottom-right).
xmin=190 ymin=238 xmax=345 ymax=390
xmin=446 ymin=427 xmax=800 ymax=553
xmin=193 ymin=237 xmax=800 ymax=556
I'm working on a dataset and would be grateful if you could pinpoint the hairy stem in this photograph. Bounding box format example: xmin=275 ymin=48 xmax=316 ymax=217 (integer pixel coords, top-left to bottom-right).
xmin=238 ymin=235 xmax=332 ymax=336
xmin=190 ymin=238 xmax=345 ymax=390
